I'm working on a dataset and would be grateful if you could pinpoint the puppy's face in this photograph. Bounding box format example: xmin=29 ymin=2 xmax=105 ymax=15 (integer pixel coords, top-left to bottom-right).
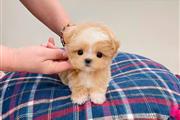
xmin=64 ymin=23 xmax=119 ymax=72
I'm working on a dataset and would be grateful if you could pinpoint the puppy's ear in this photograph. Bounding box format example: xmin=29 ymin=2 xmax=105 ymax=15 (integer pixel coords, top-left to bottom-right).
xmin=101 ymin=25 xmax=120 ymax=55
xmin=63 ymin=26 xmax=77 ymax=44
xmin=111 ymin=38 xmax=120 ymax=56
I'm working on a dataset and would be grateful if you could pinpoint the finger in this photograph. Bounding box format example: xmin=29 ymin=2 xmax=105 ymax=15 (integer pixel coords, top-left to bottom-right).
xmin=47 ymin=37 xmax=58 ymax=49
xmin=52 ymin=61 xmax=72 ymax=73
xmin=62 ymin=49 xmax=68 ymax=58
xmin=43 ymin=61 xmax=72 ymax=74
xmin=45 ymin=48 xmax=68 ymax=60
xmin=47 ymin=42 xmax=57 ymax=49
xmin=48 ymin=37 xmax=55 ymax=45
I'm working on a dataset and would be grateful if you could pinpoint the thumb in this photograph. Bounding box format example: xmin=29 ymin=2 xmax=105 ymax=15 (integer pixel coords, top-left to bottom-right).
xmin=44 ymin=48 xmax=67 ymax=60
xmin=47 ymin=38 xmax=57 ymax=49
xmin=44 ymin=61 xmax=72 ymax=74
xmin=54 ymin=61 xmax=72 ymax=72
xmin=48 ymin=37 xmax=55 ymax=45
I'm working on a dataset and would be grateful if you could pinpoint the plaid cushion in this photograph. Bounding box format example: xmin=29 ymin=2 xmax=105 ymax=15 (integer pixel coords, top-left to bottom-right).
xmin=0 ymin=52 xmax=179 ymax=120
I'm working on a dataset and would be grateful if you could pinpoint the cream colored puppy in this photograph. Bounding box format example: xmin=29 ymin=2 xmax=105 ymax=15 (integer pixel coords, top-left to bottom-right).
xmin=59 ymin=23 xmax=120 ymax=105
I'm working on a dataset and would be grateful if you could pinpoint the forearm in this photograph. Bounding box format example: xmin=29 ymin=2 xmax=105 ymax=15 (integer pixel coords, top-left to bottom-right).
xmin=0 ymin=45 xmax=16 ymax=71
xmin=20 ymin=0 xmax=70 ymax=36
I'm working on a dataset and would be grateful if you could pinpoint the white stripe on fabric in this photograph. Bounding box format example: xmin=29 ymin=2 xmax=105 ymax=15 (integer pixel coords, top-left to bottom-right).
xmin=94 ymin=113 xmax=168 ymax=120
xmin=85 ymin=101 xmax=93 ymax=120
xmin=0 ymin=80 xmax=61 ymax=92
xmin=124 ymin=54 xmax=160 ymax=116
xmin=131 ymin=54 xmax=165 ymax=114
xmin=111 ymin=57 xmax=166 ymax=69
xmin=73 ymin=105 xmax=79 ymax=120
xmin=108 ymin=86 xmax=180 ymax=96
xmin=27 ymin=74 xmax=41 ymax=120
xmin=48 ymin=87 xmax=55 ymax=120
xmin=131 ymin=54 xmax=178 ymax=106
xmin=108 ymin=92 xmax=119 ymax=120
xmin=16 ymin=75 xmax=30 ymax=119
xmin=0 ymin=76 xmax=59 ymax=84
xmin=111 ymin=58 xmax=148 ymax=66
xmin=111 ymin=58 xmax=134 ymax=120
xmin=111 ymin=67 xmax=168 ymax=78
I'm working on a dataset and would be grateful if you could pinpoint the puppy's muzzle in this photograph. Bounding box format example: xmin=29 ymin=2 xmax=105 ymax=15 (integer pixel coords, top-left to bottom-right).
xmin=84 ymin=58 xmax=92 ymax=66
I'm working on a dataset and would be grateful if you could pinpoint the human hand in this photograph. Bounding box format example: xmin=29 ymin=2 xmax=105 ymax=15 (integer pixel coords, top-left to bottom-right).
xmin=11 ymin=38 xmax=72 ymax=74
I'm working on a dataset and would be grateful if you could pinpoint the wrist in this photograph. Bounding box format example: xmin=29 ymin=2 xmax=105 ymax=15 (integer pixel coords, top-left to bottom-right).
xmin=11 ymin=48 xmax=28 ymax=72
xmin=0 ymin=46 xmax=17 ymax=72
xmin=8 ymin=48 xmax=20 ymax=72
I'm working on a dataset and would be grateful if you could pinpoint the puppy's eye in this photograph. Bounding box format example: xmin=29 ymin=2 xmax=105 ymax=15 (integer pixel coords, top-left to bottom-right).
xmin=77 ymin=49 xmax=83 ymax=55
xmin=97 ymin=52 xmax=103 ymax=58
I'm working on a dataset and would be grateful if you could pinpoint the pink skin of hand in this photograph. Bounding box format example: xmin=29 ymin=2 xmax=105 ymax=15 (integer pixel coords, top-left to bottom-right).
xmin=0 ymin=37 xmax=72 ymax=74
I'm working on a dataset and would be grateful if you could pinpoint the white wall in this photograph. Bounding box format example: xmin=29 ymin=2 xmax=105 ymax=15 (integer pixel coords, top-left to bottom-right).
xmin=179 ymin=0 xmax=180 ymax=74
xmin=1 ymin=0 xmax=179 ymax=73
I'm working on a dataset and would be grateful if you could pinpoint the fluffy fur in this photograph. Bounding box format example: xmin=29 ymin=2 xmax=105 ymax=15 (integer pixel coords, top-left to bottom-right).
xmin=59 ymin=23 xmax=120 ymax=104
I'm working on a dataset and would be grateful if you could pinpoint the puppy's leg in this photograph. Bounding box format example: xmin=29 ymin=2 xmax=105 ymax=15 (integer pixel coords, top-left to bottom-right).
xmin=68 ymin=71 xmax=89 ymax=105
xmin=71 ymin=85 xmax=89 ymax=105
xmin=89 ymin=70 xmax=109 ymax=104
xmin=89 ymin=86 xmax=107 ymax=104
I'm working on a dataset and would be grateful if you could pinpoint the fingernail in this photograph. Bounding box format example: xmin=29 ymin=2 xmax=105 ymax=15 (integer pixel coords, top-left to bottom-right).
xmin=62 ymin=51 xmax=68 ymax=57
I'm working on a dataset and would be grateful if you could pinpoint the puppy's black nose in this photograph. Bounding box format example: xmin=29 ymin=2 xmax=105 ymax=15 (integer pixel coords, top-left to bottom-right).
xmin=84 ymin=58 xmax=92 ymax=65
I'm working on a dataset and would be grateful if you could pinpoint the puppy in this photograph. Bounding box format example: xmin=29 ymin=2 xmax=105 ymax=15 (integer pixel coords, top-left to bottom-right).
xmin=59 ymin=23 xmax=120 ymax=104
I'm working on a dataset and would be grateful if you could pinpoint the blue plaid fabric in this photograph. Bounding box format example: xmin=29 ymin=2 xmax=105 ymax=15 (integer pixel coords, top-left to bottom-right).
xmin=0 ymin=52 xmax=179 ymax=120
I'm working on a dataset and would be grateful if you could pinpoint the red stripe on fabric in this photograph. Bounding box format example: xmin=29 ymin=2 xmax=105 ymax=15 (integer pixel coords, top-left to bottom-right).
xmin=9 ymin=72 xmax=26 ymax=120
xmin=34 ymin=97 xmax=174 ymax=120
xmin=175 ymin=75 xmax=180 ymax=79
xmin=9 ymin=84 xmax=22 ymax=120
xmin=34 ymin=104 xmax=85 ymax=120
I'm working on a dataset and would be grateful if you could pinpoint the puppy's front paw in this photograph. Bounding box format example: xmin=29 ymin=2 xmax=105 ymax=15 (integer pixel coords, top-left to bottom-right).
xmin=90 ymin=92 xmax=106 ymax=104
xmin=71 ymin=93 xmax=89 ymax=105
